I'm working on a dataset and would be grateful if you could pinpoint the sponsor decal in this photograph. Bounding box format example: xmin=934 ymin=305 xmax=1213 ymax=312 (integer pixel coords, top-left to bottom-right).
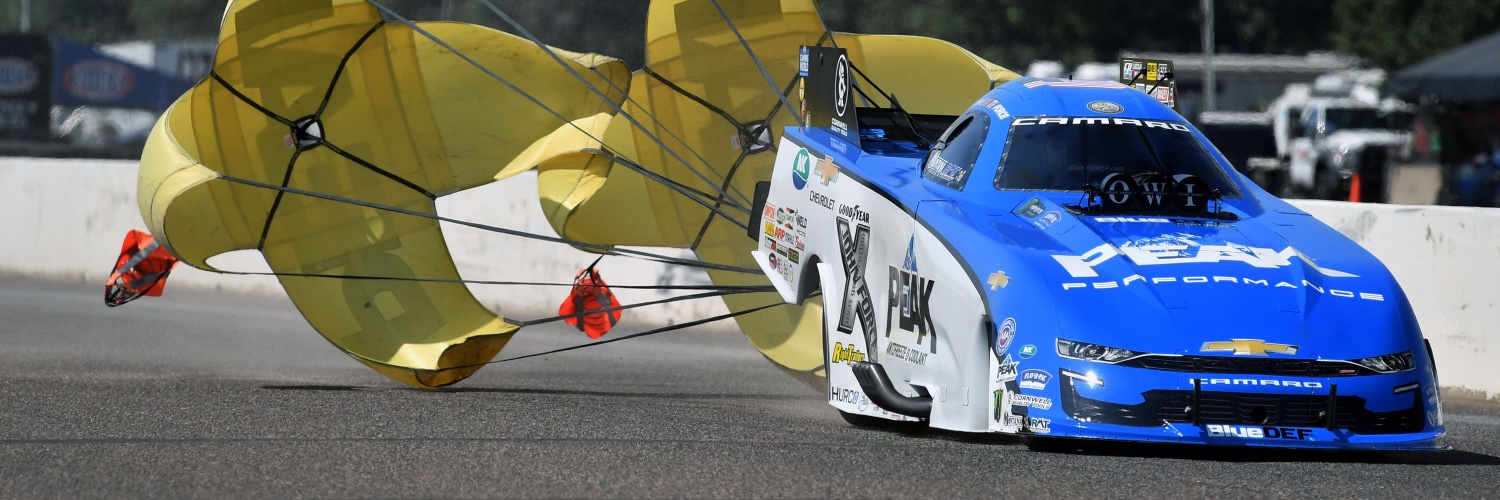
xmin=1053 ymin=235 xmax=1358 ymax=279
xmin=1092 ymin=217 xmax=1170 ymax=223
xmin=1014 ymin=116 xmax=1189 ymax=131
xmin=886 ymin=342 xmax=928 ymax=366
xmin=1038 ymin=211 xmax=1062 ymax=227
xmin=831 ymin=385 xmax=860 ymax=404
xmin=815 ymin=156 xmax=839 ymax=185
xmin=791 ymin=148 xmax=812 ymax=190
xmin=834 ymin=54 xmax=850 ymax=118
xmin=886 ymin=236 xmax=936 ymax=352
xmin=835 ymin=217 xmax=878 ymax=356
xmin=62 ymin=60 xmax=136 ymax=101
xmin=1013 ymin=198 xmax=1046 ymax=218
xmin=798 ymin=46 xmax=810 ymax=77
xmin=0 ymin=58 xmax=40 ymax=94
xmin=975 ymin=97 xmax=1010 ymax=119
xmin=1087 ymin=100 xmax=1124 ymax=114
xmin=991 ymin=318 xmax=1017 ymax=360
xmin=1202 ymin=378 xmax=1323 ymax=388
xmin=1010 ymin=393 xmax=1053 ymax=410
xmin=1060 ymin=273 xmax=1385 ymax=301
xmin=994 ymin=355 xmax=1019 ymax=382
xmin=808 ymin=190 xmax=835 ymax=210
xmin=837 ymin=204 xmax=870 ymax=223
xmin=1205 ymin=424 xmax=1314 ymax=441
xmin=831 ymin=386 xmax=872 ymax=412
xmin=1003 ymin=414 xmax=1053 ymax=434
xmin=987 ymin=271 xmax=1010 ymax=290
xmin=831 ymin=342 xmax=866 ymax=364
xmin=1019 ymin=369 xmax=1051 ymax=390
xmin=762 ymin=221 xmax=776 ymax=237
xmin=1018 ymin=344 xmax=1037 ymax=359
xmin=1200 ymin=339 xmax=1298 ymax=357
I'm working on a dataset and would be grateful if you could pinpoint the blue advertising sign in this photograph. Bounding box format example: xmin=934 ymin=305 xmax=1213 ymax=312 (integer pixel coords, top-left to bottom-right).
xmin=51 ymin=37 xmax=193 ymax=111
xmin=0 ymin=34 xmax=52 ymax=140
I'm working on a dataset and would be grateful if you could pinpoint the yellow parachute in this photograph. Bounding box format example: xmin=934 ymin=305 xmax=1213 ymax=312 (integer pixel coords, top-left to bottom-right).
xmin=137 ymin=0 xmax=1018 ymax=388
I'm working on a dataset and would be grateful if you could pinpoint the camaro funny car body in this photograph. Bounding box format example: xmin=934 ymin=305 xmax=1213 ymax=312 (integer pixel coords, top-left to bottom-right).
xmin=749 ymin=48 xmax=1443 ymax=450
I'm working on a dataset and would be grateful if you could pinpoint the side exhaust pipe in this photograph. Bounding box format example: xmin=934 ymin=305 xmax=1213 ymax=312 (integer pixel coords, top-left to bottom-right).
xmin=851 ymin=361 xmax=932 ymax=419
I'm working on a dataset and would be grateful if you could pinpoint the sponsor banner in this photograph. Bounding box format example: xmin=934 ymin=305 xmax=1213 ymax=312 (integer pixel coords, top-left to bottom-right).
xmin=0 ymin=34 xmax=52 ymax=140
xmin=52 ymin=37 xmax=192 ymax=110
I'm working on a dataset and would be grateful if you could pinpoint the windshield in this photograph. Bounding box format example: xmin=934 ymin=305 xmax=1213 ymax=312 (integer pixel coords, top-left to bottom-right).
xmin=994 ymin=117 xmax=1242 ymax=198
xmin=1324 ymin=107 xmax=1385 ymax=131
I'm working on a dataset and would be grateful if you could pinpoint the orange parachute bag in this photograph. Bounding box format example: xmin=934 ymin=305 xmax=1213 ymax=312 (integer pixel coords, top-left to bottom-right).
xmin=105 ymin=229 xmax=180 ymax=307
xmin=558 ymin=258 xmax=623 ymax=339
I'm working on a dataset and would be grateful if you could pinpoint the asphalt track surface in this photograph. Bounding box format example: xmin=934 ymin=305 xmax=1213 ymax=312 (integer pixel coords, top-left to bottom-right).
xmin=2 ymin=275 xmax=1499 ymax=498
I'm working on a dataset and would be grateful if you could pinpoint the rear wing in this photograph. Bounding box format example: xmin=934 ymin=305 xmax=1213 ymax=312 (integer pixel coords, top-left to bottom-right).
xmin=800 ymin=45 xmax=955 ymax=151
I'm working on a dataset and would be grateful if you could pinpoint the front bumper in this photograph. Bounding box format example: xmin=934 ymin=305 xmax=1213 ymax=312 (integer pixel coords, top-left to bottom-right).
xmin=1039 ymin=364 xmax=1444 ymax=450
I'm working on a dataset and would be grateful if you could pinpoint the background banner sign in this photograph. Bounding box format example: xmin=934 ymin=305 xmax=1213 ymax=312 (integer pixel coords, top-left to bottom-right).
xmin=0 ymin=34 xmax=53 ymax=140
xmin=52 ymin=37 xmax=191 ymax=111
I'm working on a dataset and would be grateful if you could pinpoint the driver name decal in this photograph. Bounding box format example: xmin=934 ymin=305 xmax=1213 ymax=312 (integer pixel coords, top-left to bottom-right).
xmin=836 ymin=217 xmax=879 ymax=357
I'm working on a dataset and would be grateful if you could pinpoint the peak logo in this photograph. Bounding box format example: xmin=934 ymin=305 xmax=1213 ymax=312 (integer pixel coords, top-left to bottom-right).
xmin=1053 ymin=240 xmax=1357 ymax=279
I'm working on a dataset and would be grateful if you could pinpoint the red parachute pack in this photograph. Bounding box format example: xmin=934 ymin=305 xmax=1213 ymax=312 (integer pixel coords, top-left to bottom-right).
xmin=558 ymin=260 xmax=622 ymax=339
xmin=105 ymin=229 xmax=180 ymax=307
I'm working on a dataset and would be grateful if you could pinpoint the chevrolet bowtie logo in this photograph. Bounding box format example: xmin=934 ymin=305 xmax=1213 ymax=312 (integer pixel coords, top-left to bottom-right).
xmin=1200 ymin=339 xmax=1299 ymax=356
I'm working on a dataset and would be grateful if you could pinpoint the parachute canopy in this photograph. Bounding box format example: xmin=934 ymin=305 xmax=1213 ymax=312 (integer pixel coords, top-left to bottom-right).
xmin=137 ymin=0 xmax=1019 ymax=388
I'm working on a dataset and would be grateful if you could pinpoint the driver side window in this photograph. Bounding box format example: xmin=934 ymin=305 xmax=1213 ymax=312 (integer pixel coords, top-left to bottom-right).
xmin=923 ymin=112 xmax=990 ymax=190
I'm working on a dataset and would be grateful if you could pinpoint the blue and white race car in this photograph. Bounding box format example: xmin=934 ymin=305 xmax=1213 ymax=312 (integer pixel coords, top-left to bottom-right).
xmin=750 ymin=48 xmax=1443 ymax=450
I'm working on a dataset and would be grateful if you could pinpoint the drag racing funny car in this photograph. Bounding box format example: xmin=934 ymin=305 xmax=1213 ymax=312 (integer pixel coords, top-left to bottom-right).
xmin=749 ymin=47 xmax=1444 ymax=450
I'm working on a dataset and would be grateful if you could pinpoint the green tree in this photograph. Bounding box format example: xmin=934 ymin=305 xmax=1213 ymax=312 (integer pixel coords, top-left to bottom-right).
xmin=1333 ymin=0 xmax=1500 ymax=71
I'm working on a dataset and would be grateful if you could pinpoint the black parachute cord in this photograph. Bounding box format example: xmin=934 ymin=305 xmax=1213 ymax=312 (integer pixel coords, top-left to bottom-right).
xmin=686 ymin=73 xmax=800 ymax=251
xmin=255 ymin=147 xmax=303 ymax=250
xmin=511 ymin=288 xmax=763 ymax=327
xmin=641 ymin=66 xmax=747 ymax=134
xmin=579 ymin=148 xmax=752 ymax=227
xmin=376 ymin=2 xmax=751 ymax=216
xmin=214 ymin=173 xmax=763 ymax=275
xmin=434 ymin=301 xmax=786 ymax=372
xmin=689 ymin=144 xmax=753 ymax=251
xmin=208 ymin=268 xmax=775 ymax=292
xmin=707 ymin=0 xmax=800 ymax=120
xmin=365 ymin=7 xmax=751 ymax=222
xmin=465 ymin=0 xmax=753 ymax=213
xmin=318 ymin=140 xmax=437 ymax=198
xmin=207 ymin=72 xmax=295 ymax=128
xmin=205 ymin=25 xmax=437 ymax=202
xmin=314 ymin=21 xmax=386 ymax=117
xmin=574 ymin=61 xmax=751 ymax=208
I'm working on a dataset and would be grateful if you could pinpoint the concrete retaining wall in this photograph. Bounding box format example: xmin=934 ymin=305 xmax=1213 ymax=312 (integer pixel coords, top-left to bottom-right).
xmin=2 ymin=158 xmax=1495 ymax=397
xmin=0 ymin=157 xmax=727 ymax=329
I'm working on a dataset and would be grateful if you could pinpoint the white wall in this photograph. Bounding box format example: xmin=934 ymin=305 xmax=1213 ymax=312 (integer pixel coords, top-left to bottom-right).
xmin=1294 ymin=200 xmax=1499 ymax=399
xmin=2 ymin=157 xmax=1494 ymax=398
xmin=0 ymin=157 xmax=727 ymax=328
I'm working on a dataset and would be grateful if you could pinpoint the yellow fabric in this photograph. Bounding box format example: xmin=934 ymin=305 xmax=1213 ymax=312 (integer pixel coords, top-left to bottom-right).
xmin=537 ymin=2 xmax=1022 ymax=381
xmin=139 ymin=0 xmax=627 ymax=388
xmin=140 ymin=0 xmax=1022 ymax=388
